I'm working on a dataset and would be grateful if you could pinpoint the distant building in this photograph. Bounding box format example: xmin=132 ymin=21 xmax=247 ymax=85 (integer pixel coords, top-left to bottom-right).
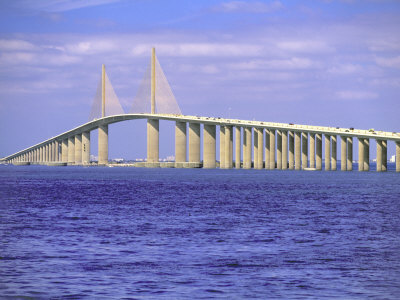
xmin=390 ymin=155 xmax=395 ymax=163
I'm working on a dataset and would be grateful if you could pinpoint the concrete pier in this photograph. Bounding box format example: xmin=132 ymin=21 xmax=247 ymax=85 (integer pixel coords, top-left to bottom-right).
xmin=220 ymin=126 xmax=225 ymax=168
xmin=254 ymin=129 xmax=258 ymax=169
xmin=377 ymin=140 xmax=383 ymax=172
xmin=341 ymin=136 xmax=346 ymax=171
xmin=203 ymin=124 xmax=216 ymax=168
xmin=244 ymin=127 xmax=252 ymax=169
xmin=269 ymin=129 xmax=275 ymax=170
xmin=347 ymin=137 xmax=353 ymax=171
xmin=309 ymin=133 xmax=315 ymax=169
xmin=75 ymin=134 xmax=82 ymax=165
xmin=364 ymin=139 xmax=369 ymax=171
xmin=316 ymin=134 xmax=322 ymax=170
xmin=277 ymin=130 xmax=282 ymax=170
xmin=282 ymin=130 xmax=287 ymax=170
xmin=82 ymin=131 xmax=90 ymax=164
xmin=302 ymin=132 xmax=308 ymax=170
xmin=325 ymin=135 xmax=330 ymax=171
xmin=358 ymin=138 xmax=364 ymax=171
xmin=265 ymin=129 xmax=270 ymax=169
xmin=396 ymin=141 xmax=400 ymax=172
xmin=62 ymin=139 xmax=68 ymax=162
xmin=68 ymin=136 xmax=75 ymax=165
xmin=189 ymin=123 xmax=201 ymax=164
xmin=295 ymin=132 xmax=301 ymax=170
xmin=331 ymin=135 xmax=337 ymax=171
xmin=235 ymin=126 xmax=241 ymax=169
xmin=289 ymin=131 xmax=294 ymax=170
xmin=146 ymin=119 xmax=159 ymax=164
xmin=175 ymin=121 xmax=187 ymax=164
xmin=382 ymin=140 xmax=387 ymax=172
xmin=224 ymin=125 xmax=233 ymax=168
xmin=99 ymin=124 xmax=109 ymax=165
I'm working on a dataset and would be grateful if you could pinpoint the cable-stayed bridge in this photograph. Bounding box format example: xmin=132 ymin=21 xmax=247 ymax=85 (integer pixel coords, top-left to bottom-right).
xmin=2 ymin=48 xmax=400 ymax=172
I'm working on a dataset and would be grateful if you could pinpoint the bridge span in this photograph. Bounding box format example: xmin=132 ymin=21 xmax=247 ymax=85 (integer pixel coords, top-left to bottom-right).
xmin=2 ymin=48 xmax=400 ymax=172
xmin=2 ymin=113 xmax=400 ymax=172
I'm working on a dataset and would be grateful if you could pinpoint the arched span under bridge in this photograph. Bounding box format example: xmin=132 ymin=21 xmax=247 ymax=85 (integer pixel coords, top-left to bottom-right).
xmin=2 ymin=48 xmax=400 ymax=172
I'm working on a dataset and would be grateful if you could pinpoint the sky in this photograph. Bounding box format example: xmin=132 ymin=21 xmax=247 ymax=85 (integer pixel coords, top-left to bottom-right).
xmin=1 ymin=0 xmax=399 ymax=160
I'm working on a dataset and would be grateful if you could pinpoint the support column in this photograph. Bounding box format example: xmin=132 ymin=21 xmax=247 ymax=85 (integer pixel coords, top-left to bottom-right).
xmin=244 ymin=127 xmax=252 ymax=169
xmin=224 ymin=125 xmax=233 ymax=168
xmin=358 ymin=138 xmax=364 ymax=172
xmin=325 ymin=135 xmax=331 ymax=171
xmin=82 ymin=132 xmax=90 ymax=165
xmin=265 ymin=129 xmax=270 ymax=169
xmin=396 ymin=141 xmax=400 ymax=172
xmin=382 ymin=140 xmax=387 ymax=172
xmin=257 ymin=128 xmax=263 ymax=169
xmin=235 ymin=126 xmax=241 ymax=169
xmin=316 ymin=134 xmax=322 ymax=170
xmin=302 ymin=132 xmax=308 ymax=170
xmin=146 ymin=119 xmax=158 ymax=164
xmin=61 ymin=139 xmax=68 ymax=162
xmin=289 ymin=131 xmax=294 ymax=170
xmin=175 ymin=121 xmax=187 ymax=163
xmin=364 ymin=139 xmax=369 ymax=171
xmin=377 ymin=140 xmax=382 ymax=172
xmin=51 ymin=142 xmax=55 ymax=162
xmin=277 ymin=130 xmax=282 ymax=169
xmin=99 ymin=124 xmax=109 ymax=165
xmin=254 ymin=128 xmax=258 ymax=169
xmin=220 ymin=126 xmax=225 ymax=168
xmin=203 ymin=124 xmax=216 ymax=168
xmin=282 ymin=130 xmax=287 ymax=170
xmin=341 ymin=136 xmax=347 ymax=171
xmin=309 ymin=133 xmax=315 ymax=168
xmin=269 ymin=129 xmax=275 ymax=170
xmin=68 ymin=136 xmax=75 ymax=165
xmin=55 ymin=141 xmax=59 ymax=162
xmin=347 ymin=137 xmax=353 ymax=171
xmin=75 ymin=134 xmax=82 ymax=165
xmin=295 ymin=132 xmax=301 ymax=170
xmin=189 ymin=123 xmax=201 ymax=164
xmin=331 ymin=135 xmax=337 ymax=171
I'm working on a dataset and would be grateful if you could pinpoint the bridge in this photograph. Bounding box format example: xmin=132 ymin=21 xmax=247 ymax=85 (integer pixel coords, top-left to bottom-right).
xmin=2 ymin=48 xmax=400 ymax=172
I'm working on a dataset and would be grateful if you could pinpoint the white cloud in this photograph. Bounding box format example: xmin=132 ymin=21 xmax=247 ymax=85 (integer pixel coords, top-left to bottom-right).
xmin=328 ymin=64 xmax=362 ymax=74
xmin=215 ymin=1 xmax=283 ymax=13
xmin=230 ymin=57 xmax=317 ymax=70
xmin=0 ymin=39 xmax=37 ymax=51
xmin=11 ymin=0 xmax=121 ymax=12
xmin=336 ymin=90 xmax=379 ymax=100
xmin=375 ymin=56 xmax=400 ymax=68
xmin=276 ymin=40 xmax=335 ymax=53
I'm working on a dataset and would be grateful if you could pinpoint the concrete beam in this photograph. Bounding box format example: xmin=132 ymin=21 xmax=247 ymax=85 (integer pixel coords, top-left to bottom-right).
xmin=203 ymin=124 xmax=216 ymax=168
xmin=175 ymin=121 xmax=187 ymax=163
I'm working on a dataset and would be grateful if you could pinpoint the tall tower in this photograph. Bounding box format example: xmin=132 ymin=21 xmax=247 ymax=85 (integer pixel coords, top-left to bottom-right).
xmin=101 ymin=64 xmax=105 ymax=118
xmin=151 ymin=47 xmax=156 ymax=114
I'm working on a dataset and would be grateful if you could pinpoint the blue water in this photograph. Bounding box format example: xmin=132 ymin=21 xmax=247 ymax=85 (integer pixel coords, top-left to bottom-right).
xmin=1 ymin=165 xmax=400 ymax=299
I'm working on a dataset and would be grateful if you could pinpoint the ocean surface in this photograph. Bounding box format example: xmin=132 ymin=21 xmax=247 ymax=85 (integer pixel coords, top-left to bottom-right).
xmin=1 ymin=164 xmax=400 ymax=299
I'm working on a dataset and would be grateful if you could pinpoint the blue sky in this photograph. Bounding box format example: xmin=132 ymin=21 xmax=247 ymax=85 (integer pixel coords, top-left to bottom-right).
xmin=1 ymin=0 xmax=399 ymax=160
